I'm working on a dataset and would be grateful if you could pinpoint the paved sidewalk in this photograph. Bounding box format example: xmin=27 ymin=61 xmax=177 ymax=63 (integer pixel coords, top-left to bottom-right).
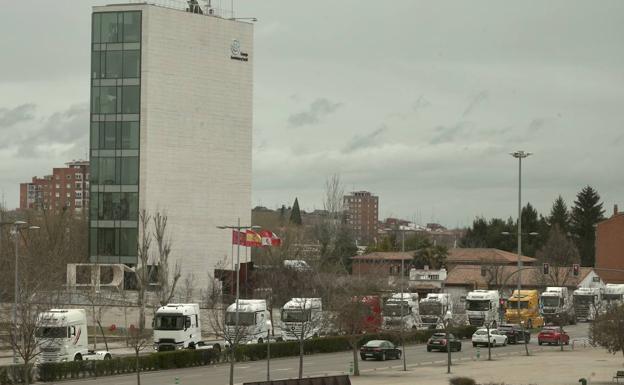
xmin=349 ymin=347 xmax=623 ymax=385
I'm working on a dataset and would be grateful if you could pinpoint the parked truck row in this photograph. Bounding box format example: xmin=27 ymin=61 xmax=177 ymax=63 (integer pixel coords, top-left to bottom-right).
xmin=36 ymin=283 xmax=624 ymax=363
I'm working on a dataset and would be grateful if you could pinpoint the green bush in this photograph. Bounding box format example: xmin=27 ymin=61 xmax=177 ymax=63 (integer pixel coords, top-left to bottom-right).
xmin=38 ymin=348 xmax=220 ymax=382
xmin=0 ymin=364 xmax=34 ymax=385
xmin=36 ymin=326 xmax=478 ymax=382
xmin=450 ymin=377 xmax=476 ymax=385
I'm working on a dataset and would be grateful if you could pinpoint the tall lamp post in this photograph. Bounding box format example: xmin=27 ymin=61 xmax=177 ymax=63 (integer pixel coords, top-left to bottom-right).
xmin=510 ymin=151 xmax=531 ymax=296
xmin=399 ymin=228 xmax=407 ymax=371
xmin=511 ymin=150 xmax=531 ymax=356
xmin=266 ymin=320 xmax=272 ymax=381
xmin=10 ymin=221 xmax=39 ymax=364
xmin=444 ymin=310 xmax=452 ymax=374
xmin=216 ymin=219 xmax=260 ymax=385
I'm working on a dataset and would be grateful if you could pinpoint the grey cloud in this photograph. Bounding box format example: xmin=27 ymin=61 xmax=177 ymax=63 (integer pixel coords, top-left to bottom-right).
xmin=0 ymin=104 xmax=36 ymax=128
xmin=528 ymin=117 xmax=549 ymax=132
xmin=16 ymin=103 xmax=89 ymax=158
xmin=463 ymin=91 xmax=488 ymax=117
xmin=288 ymin=98 xmax=343 ymax=127
xmin=412 ymin=96 xmax=431 ymax=112
xmin=430 ymin=121 xmax=473 ymax=144
xmin=343 ymin=125 xmax=388 ymax=153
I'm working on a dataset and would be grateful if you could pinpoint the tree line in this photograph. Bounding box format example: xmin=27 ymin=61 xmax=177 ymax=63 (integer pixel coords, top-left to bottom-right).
xmin=460 ymin=185 xmax=606 ymax=267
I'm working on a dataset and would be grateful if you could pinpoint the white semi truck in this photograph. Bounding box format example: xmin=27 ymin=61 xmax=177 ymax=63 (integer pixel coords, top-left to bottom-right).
xmin=573 ymin=287 xmax=602 ymax=322
xmin=540 ymin=287 xmax=575 ymax=325
xmin=603 ymin=283 xmax=624 ymax=307
xmin=419 ymin=293 xmax=452 ymax=329
xmin=280 ymin=298 xmax=323 ymax=341
xmin=382 ymin=292 xmax=420 ymax=330
xmin=465 ymin=290 xmax=500 ymax=327
xmin=225 ymin=299 xmax=270 ymax=344
xmin=153 ymin=303 xmax=216 ymax=352
xmin=37 ymin=309 xmax=112 ymax=363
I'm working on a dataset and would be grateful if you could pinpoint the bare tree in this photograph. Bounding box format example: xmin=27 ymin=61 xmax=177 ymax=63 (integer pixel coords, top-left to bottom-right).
xmin=153 ymin=212 xmax=181 ymax=305
xmin=207 ymin=300 xmax=254 ymax=385
xmin=133 ymin=209 xmax=152 ymax=385
xmin=0 ymin=226 xmax=64 ymax=385
xmin=535 ymin=225 xmax=580 ymax=286
xmin=331 ymin=275 xmax=385 ymax=376
xmin=178 ymin=273 xmax=196 ymax=303
xmin=590 ymin=304 xmax=624 ymax=361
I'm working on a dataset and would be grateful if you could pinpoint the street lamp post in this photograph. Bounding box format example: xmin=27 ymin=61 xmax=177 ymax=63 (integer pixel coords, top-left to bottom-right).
xmin=511 ymin=150 xmax=531 ymax=356
xmin=400 ymin=229 xmax=407 ymax=371
xmin=266 ymin=320 xmax=272 ymax=381
xmin=444 ymin=310 xmax=452 ymax=374
xmin=11 ymin=221 xmax=39 ymax=364
xmin=216 ymin=220 xmax=260 ymax=385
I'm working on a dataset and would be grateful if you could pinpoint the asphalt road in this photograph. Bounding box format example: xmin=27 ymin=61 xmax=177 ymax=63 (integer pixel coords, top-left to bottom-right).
xmin=59 ymin=323 xmax=590 ymax=385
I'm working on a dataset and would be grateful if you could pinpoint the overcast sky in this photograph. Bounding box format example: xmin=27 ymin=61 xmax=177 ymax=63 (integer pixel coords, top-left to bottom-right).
xmin=1 ymin=1 xmax=623 ymax=227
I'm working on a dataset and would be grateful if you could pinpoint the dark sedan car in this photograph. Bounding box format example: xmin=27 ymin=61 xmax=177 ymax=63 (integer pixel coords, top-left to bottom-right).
xmin=360 ymin=340 xmax=402 ymax=361
xmin=427 ymin=332 xmax=462 ymax=352
xmin=498 ymin=323 xmax=531 ymax=344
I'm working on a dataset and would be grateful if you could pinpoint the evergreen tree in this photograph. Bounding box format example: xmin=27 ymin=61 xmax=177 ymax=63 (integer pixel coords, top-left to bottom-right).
xmin=289 ymin=197 xmax=303 ymax=225
xmin=571 ymin=186 xmax=605 ymax=266
xmin=548 ymin=195 xmax=570 ymax=233
xmin=519 ymin=202 xmax=544 ymax=257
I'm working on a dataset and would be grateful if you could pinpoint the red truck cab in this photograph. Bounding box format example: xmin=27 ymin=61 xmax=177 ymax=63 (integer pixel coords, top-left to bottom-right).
xmin=537 ymin=326 xmax=570 ymax=346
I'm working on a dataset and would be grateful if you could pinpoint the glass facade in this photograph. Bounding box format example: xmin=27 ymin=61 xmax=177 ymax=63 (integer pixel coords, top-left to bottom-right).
xmin=89 ymin=10 xmax=141 ymax=264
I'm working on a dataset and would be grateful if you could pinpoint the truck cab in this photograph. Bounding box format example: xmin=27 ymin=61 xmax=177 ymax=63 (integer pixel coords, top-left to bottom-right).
xmin=573 ymin=287 xmax=602 ymax=322
xmin=540 ymin=287 xmax=574 ymax=325
xmin=37 ymin=309 xmax=111 ymax=363
xmin=280 ymin=298 xmax=323 ymax=341
xmin=225 ymin=299 xmax=270 ymax=344
xmin=465 ymin=290 xmax=500 ymax=327
xmin=603 ymin=284 xmax=624 ymax=308
xmin=419 ymin=293 xmax=451 ymax=329
xmin=505 ymin=290 xmax=544 ymax=329
xmin=153 ymin=303 xmax=202 ymax=351
xmin=382 ymin=292 xmax=419 ymax=330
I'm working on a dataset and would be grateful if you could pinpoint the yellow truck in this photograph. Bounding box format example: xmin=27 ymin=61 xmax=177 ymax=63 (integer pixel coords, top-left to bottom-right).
xmin=505 ymin=290 xmax=544 ymax=329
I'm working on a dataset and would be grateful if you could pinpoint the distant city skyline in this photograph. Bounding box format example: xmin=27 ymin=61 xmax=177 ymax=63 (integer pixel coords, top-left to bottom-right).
xmin=1 ymin=0 xmax=623 ymax=228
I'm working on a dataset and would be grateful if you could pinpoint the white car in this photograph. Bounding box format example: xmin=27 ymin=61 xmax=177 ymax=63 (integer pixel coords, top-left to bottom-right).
xmin=472 ymin=328 xmax=508 ymax=347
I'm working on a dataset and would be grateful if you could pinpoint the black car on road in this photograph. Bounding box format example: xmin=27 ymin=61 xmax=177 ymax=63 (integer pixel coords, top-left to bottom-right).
xmin=360 ymin=340 xmax=402 ymax=361
xmin=427 ymin=332 xmax=462 ymax=352
xmin=498 ymin=323 xmax=531 ymax=344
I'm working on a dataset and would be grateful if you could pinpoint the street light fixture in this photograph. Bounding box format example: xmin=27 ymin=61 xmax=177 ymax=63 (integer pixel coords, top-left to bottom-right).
xmin=230 ymin=17 xmax=258 ymax=22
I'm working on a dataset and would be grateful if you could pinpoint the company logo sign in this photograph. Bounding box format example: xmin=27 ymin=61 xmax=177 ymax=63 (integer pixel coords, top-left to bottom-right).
xmin=230 ymin=39 xmax=249 ymax=62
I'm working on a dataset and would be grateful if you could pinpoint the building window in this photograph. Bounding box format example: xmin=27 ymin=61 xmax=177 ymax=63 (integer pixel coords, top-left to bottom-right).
xmin=121 ymin=121 xmax=139 ymax=149
xmin=55 ymin=184 xmax=60 ymax=189
xmin=120 ymin=157 xmax=138 ymax=185
xmin=123 ymin=12 xmax=141 ymax=42
xmin=55 ymin=192 xmax=60 ymax=198
xmin=123 ymin=50 xmax=140 ymax=78
xmin=76 ymin=173 xmax=82 ymax=181
xmin=66 ymin=183 xmax=71 ymax=189
xmin=76 ymin=191 xmax=82 ymax=199
xmin=122 ymin=85 xmax=140 ymax=114
xmin=76 ymin=182 xmax=82 ymax=189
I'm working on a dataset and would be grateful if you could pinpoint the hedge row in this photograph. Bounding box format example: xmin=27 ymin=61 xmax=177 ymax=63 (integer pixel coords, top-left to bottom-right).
xmin=37 ymin=349 xmax=219 ymax=382
xmin=0 ymin=364 xmax=33 ymax=385
xmin=232 ymin=325 xmax=477 ymax=362
xmin=0 ymin=325 xmax=477 ymax=383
